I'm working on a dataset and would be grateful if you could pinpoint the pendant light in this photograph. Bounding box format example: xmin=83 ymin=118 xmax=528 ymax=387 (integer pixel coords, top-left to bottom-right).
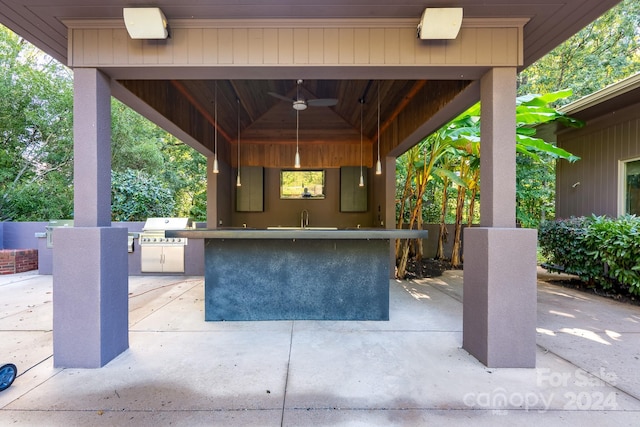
xmin=294 ymin=82 xmax=301 ymax=168
xmin=294 ymin=109 xmax=301 ymax=168
xmin=236 ymin=98 xmax=241 ymax=187
xmin=212 ymin=81 xmax=220 ymax=174
xmin=375 ymin=82 xmax=382 ymax=175
xmin=359 ymin=99 xmax=365 ymax=187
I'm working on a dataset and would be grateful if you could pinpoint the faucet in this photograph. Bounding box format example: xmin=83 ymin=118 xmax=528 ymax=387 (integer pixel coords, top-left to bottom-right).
xmin=301 ymin=209 xmax=309 ymax=228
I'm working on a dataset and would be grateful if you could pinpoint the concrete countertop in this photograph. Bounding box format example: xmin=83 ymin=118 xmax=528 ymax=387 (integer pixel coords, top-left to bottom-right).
xmin=166 ymin=228 xmax=428 ymax=240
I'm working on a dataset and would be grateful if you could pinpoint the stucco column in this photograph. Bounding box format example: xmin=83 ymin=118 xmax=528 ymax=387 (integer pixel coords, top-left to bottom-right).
xmin=53 ymin=68 xmax=128 ymax=368
xmin=73 ymin=68 xmax=112 ymax=227
xmin=462 ymin=68 xmax=537 ymax=368
xmin=478 ymin=68 xmax=517 ymax=228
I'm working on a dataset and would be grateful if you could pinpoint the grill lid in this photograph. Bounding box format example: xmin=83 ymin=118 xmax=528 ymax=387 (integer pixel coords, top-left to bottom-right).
xmin=142 ymin=217 xmax=192 ymax=231
xmin=46 ymin=219 xmax=74 ymax=231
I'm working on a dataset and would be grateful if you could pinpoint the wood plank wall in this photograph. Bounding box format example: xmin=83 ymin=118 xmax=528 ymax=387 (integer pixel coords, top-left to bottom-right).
xmin=237 ymin=141 xmax=373 ymax=169
xmin=69 ymin=20 xmax=523 ymax=68
xmin=73 ymin=19 xmax=522 ymax=168
xmin=556 ymin=103 xmax=640 ymax=218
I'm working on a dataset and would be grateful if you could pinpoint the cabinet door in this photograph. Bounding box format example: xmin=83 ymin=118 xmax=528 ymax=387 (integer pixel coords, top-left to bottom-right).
xmin=340 ymin=166 xmax=367 ymax=212
xmin=161 ymin=246 xmax=185 ymax=273
xmin=236 ymin=166 xmax=264 ymax=212
xmin=141 ymin=246 xmax=163 ymax=273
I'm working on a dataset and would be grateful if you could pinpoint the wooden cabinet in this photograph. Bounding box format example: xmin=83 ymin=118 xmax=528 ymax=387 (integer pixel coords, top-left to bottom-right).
xmin=340 ymin=166 xmax=367 ymax=212
xmin=236 ymin=166 xmax=264 ymax=212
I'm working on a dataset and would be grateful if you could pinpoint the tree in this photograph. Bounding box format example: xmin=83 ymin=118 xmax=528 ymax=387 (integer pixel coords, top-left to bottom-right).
xmin=518 ymin=0 xmax=640 ymax=104
xmin=159 ymin=136 xmax=207 ymax=219
xmin=111 ymin=169 xmax=175 ymax=221
xmin=0 ymin=24 xmax=207 ymax=222
xmin=516 ymin=153 xmax=555 ymax=228
xmin=395 ymin=132 xmax=463 ymax=278
xmin=395 ymin=91 xmax=583 ymax=277
xmin=0 ymin=25 xmax=74 ymax=221
xmin=514 ymin=0 xmax=639 ymax=228
xmin=111 ymin=99 xmax=165 ymax=173
xmin=110 ymin=99 xmax=208 ymax=221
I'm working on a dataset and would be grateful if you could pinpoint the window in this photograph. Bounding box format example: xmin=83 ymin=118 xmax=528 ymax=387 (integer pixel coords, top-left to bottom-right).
xmin=624 ymin=159 xmax=640 ymax=215
xmin=280 ymin=170 xmax=325 ymax=199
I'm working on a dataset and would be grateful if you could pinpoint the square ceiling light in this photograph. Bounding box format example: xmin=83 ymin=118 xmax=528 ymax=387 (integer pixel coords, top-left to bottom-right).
xmin=417 ymin=8 xmax=463 ymax=40
xmin=123 ymin=7 xmax=169 ymax=39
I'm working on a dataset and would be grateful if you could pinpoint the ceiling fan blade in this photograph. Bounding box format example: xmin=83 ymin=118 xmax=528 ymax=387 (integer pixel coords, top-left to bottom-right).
xmin=267 ymin=91 xmax=295 ymax=102
xmin=307 ymin=98 xmax=338 ymax=107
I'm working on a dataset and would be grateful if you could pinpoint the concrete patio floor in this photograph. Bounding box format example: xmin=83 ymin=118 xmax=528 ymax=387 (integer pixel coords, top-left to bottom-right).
xmin=1 ymin=268 xmax=639 ymax=426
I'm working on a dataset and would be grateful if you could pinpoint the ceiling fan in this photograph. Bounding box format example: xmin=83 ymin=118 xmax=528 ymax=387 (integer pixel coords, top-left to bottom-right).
xmin=268 ymin=79 xmax=338 ymax=111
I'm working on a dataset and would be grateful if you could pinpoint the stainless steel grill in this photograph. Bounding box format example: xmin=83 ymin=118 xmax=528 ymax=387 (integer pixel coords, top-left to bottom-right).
xmin=138 ymin=217 xmax=191 ymax=246
xmin=45 ymin=219 xmax=74 ymax=249
xmin=139 ymin=217 xmax=192 ymax=273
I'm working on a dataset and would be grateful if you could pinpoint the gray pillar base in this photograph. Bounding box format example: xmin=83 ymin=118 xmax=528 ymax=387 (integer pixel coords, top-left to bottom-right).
xmin=463 ymin=227 xmax=537 ymax=368
xmin=53 ymin=227 xmax=129 ymax=368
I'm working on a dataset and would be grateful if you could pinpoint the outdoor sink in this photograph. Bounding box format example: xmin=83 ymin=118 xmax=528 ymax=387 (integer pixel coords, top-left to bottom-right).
xmin=266 ymin=226 xmax=338 ymax=230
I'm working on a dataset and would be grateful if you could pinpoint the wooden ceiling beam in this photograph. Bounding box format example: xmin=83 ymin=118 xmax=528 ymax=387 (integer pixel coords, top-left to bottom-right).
xmin=171 ymin=80 xmax=234 ymax=146
xmin=229 ymin=80 xmax=256 ymax=123
xmin=373 ymin=80 xmax=427 ymax=144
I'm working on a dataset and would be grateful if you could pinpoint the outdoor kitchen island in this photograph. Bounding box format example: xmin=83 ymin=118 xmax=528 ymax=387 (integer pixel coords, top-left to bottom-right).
xmin=165 ymin=228 xmax=428 ymax=321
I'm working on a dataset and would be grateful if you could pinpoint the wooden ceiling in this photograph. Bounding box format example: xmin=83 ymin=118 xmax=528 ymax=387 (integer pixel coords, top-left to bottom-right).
xmin=168 ymin=79 xmax=420 ymax=146
xmin=117 ymin=78 xmax=468 ymax=167
xmin=0 ymin=1 xmax=623 ymax=166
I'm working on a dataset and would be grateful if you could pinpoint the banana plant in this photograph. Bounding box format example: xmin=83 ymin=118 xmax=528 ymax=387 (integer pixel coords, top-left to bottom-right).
xmin=395 ymin=90 xmax=584 ymax=277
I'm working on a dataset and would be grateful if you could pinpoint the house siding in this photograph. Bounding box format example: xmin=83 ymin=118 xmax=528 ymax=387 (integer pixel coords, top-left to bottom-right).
xmin=556 ymin=102 xmax=640 ymax=218
xmin=67 ymin=19 xmax=525 ymax=69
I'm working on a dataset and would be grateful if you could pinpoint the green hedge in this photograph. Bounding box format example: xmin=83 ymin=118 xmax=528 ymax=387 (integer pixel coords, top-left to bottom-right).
xmin=538 ymin=215 xmax=640 ymax=295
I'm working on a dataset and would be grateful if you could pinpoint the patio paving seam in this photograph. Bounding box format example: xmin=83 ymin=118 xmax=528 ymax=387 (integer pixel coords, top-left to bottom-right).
xmin=15 ymin=355 xmax=52 ymax=379
xmin=280 ymin=322 xmax=294 ymax=426
xmin=536 ymin=343 xmax=640 ymax=405
xmin=4 ymin=272 xmax=640 ymax=424
xmin=0 ymin=357 xmax=62 ymax=410
xmin=128 ymin=279 xmax=202 ymax=328
xmin=414 ymin=278 xmax=463 ymax=303
xmin=0 ymin=408 xmax=285 ymax=414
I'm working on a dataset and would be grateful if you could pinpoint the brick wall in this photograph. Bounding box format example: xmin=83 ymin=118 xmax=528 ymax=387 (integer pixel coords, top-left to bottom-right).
xmin=0 ymin=249 xmax=38 ymax=274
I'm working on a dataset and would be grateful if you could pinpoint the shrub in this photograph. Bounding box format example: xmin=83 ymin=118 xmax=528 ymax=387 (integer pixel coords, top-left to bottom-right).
xmin=538 ymin=216 xmax=604 ymax=282
xmin=111 ymin=169 xmax=175 ymax=221
xmin=584 ymin=215 xmax=640 ymax=295
xmin=539 ymin=215 xmax=640 ymax=295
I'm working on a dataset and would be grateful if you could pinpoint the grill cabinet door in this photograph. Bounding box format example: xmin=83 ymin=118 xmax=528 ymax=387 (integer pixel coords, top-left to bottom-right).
xmin=141 ymin=246 xmax=163 ymax=273
xmin=161 ymin=246 xmax=185 ymax=273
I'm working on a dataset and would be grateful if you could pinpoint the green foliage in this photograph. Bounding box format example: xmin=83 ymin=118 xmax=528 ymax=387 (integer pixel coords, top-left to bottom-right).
xmin=0 ymin=25 xmax=74 ymax=220
xmin=0 ymin=24 xmax=207 ymax=222
xmin=2 ymin=172 xmax=73 ymax=221
xmin=111 ymin=99 xmax=165 ymax=172
xmin=111 ymin=169 xmax=175 ymax=221
xmin=397 ymin=90 xmax=582 ymax=229
xmin=111 ymin=98 xmax=208 ymax=221
xmin=512 ymin=91 xmax=583 ymax=227
xmin=539 ymin=216 xmax=640 ymax=295
xmin=516 ymin=0 xmax=639 ymax=229
xmin=159 ymin=138 xmax=207 ymax=220
xmin=518 ymin=0 xmax=640 ymax=104
xmin=516 ymin=153 xmax=555 ymax=228
xmin=539 ymin=217 xmax=604 ymax=280
xmin=584 ymin=215 xmax=640 ymax=293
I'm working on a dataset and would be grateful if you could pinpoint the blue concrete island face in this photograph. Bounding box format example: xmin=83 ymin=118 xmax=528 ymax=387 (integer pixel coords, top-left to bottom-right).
xmin=204 ymin=238 xmax=390 ymax=321
xmin=165 ymin=228 xmax=428 ymax=322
